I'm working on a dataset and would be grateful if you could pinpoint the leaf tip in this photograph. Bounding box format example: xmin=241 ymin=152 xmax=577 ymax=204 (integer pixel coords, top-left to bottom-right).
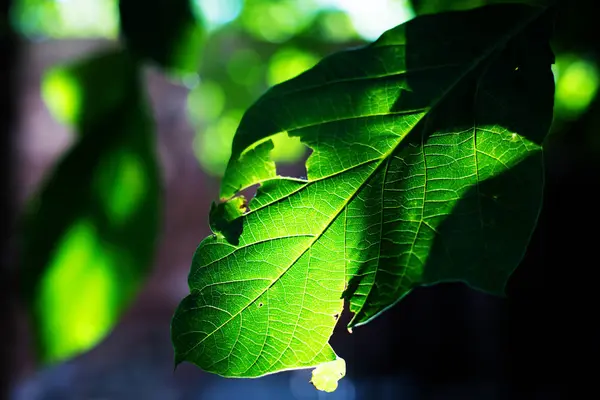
xmin=310 ymin=358 xmax=346 ymax=393
xmin=173 ymin=354 xmax=183 ymax=372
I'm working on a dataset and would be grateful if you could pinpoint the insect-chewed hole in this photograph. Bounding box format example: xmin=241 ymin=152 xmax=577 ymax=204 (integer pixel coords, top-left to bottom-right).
xmin=274 ymin=146 xmax=311 ymax=179
xmin=235 ymin=184 xmax=259 ymax=211
xmin=258 ymin=302 xmax=264 ymax=308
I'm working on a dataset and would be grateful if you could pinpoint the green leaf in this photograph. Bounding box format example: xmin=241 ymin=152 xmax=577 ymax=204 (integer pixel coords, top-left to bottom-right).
xmin=172 ymin=3 xmax=554 ymax=390
xmin=119 ymin=0 xmax=205 ymax=75
xmin=20 ymin=49 xmax=160 ymax=364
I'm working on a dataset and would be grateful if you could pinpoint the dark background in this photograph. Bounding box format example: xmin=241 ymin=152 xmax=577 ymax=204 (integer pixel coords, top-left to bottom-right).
xmin=2 ymin=0 xmax=599 ymax=399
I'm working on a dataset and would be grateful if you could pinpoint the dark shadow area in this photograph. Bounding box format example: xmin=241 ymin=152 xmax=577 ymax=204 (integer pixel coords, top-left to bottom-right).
xmin=119 ymin=0 xmax=203 ymax=73
xmin=1 ymin=0 xmax=17 ymax=398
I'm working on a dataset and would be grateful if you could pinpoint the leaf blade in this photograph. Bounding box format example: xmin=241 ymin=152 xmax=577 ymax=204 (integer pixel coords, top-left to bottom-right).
xmin=172 ymin=3 xmax=555 ymax=389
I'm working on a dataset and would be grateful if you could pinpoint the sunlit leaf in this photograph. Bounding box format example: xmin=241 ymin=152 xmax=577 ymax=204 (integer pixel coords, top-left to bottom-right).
xmin=119 ymin=0 xmax=205 ymax=75
xmin=172 ymin=4 xmax=554 ymax=391
xmin=20 ymin=49 xmax=160 ymax=364
xmin=264 ymin=47 xmax=318 ymax=163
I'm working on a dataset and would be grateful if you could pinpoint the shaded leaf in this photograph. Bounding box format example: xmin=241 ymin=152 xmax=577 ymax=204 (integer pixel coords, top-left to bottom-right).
xmin=172 ymin=4 xmax=555 ymax=390
xmin=119 ymin=0 xmax=205 ymax=75
xmin=20 ymin=49 xmax=160 ymax=364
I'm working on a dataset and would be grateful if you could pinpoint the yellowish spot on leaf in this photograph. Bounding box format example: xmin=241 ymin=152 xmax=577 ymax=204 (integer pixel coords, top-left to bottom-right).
xmin=310 ymin=358 xmax=346 ymax=393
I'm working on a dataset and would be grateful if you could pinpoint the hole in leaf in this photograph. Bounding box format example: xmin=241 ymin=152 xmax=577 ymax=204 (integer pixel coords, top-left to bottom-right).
xmin=234 ymin=184 xmax=260 ymax=211
xmin=258 ymin=302 xmax=264 ymax=308
xmin=209 ymin=196 xmax=247 ymax=245
xmin=274 ymin=146 xmax=311 ymax=179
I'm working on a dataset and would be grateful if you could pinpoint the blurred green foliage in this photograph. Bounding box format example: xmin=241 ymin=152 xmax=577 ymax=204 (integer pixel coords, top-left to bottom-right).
xmin=42 ymin=51 xmax=141 ymax=127
xmin=21 ymin=49 xmax=160 ymax=364
xmin=553 ymin=54 xmax=599 ymax=120
xmin=120 ymin=0 xmax=205 ymax=75
xmin=11 ymin=0 xmax=119 ymax=38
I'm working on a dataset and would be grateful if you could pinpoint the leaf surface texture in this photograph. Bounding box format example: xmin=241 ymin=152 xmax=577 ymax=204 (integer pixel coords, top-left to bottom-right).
xmin=172 ymin=4 xmax=555 ymax=383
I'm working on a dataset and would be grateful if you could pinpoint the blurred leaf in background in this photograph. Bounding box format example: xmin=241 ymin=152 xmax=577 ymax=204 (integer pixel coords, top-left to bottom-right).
xmin=19 ymin=49 xmax=161 ymax=364
xmin=11 ymin=0 xmax=119 ymax=39
xmin=553 ymin=53 xmax=599 ymax=121
xmin=120 ymin=0 xmax=205 ymax=77
xmin=190 ymin=0 xmax=415 ymax=177
xmin=41 ymin=51 xmax=140 ymax=128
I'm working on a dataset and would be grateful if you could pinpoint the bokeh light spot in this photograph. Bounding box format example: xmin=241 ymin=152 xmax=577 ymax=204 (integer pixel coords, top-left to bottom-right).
xmin=227 ymin=48 xmax=263 ymax=87
xmin=188 ymin=80 xmax=226 ymax=123
xmin=95 ymin=150 xmax=148 ymax=226
xmin=194 ymin=109 xmax=244 ymax=176
xmin=317 ymin=10 xmax=358 ymax=42
xmin=554 ymin=54 xmax=599 ymax=120
xmin=240 ymin=0 xmax=314 ymax=43
xmin=42 ymin=67 xmax=81 ymax=126
xmin=314 ymin=0 xmax=414 ymax=40
xmin=192 ymin=0 xmax=243 ymax=31
xmin=267 ymin=47 xmax=319 ymax=86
